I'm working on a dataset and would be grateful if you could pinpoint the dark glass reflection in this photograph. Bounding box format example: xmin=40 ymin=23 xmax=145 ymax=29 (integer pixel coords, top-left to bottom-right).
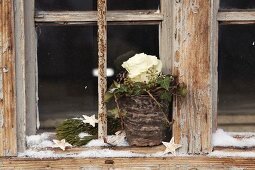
xmin=108 ymin=0 xmax=160 ymax=10
xmin=37 ymin=26 xmax=98 ymax=128
xmin=220 ymin=0 xmax=255 ymax=9
xmin=35 ymin=0 xmax=160 ymax=11
xmin=107 ymin=25 xmax=159 ymax=82
xmin=35 ymin=0 xmax=96 ymax=11
xmin=218 ymin=24 xmax=255 ymax=131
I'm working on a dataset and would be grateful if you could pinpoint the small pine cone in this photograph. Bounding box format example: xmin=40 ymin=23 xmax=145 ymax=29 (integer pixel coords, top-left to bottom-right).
xmin=115 ymin=71 xmax=127 ymax=83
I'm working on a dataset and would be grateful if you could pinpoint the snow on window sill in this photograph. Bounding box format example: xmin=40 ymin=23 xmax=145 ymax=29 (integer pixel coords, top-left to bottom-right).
xmin=213 ymin=129 xmax=255 ymax=148
xmin=18 ymin=130 xmax=255 ymax=159
xmin=210 ymin=129 xmax=255 ymax=158
xmin=21 ymin=132 xmax=179 ymax=158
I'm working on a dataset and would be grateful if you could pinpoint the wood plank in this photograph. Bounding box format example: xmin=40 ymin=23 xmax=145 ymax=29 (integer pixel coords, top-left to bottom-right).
xmin=24 ymin=0 xmax=38 ymax=135
xmin=211 ymin=0 xmax=219 ymax=132
xmin=217 ymin=12 xmax=255 ymax=22
xmin=14 ymin=0 xmax=26 ymax=153
xmin=35 ymin=11 xmax=163 ymax=23
xmin=218 ymin=114 xmax=255 ymax=124
xmin=214 ymin=146 xmax=255 ymax=152
xmin=1 ymin=157 xmax=255 ymax=169
xmin=97 ymin=0 xmax=107 ymax=138
xmin=0 ymin=0 xmax=4 ymax=157
xmin=0 ymin=0 xmax=17 ymax=156
xmin=172 ymin=0 xmax=213 ymax=154
xmin=160 ymin=0 xmax=173 ymax=74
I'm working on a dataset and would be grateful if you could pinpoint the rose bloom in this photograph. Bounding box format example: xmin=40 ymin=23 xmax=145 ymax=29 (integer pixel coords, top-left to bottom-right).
xmin=121 ymin=53 xmax=162 ymax=83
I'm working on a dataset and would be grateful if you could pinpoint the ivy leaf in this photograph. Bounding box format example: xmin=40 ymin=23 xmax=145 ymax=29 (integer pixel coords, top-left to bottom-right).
xmin=104 ymin=91 xmax=113 ymax=103
xmin=116 ymin=84 xmax=128 ymax=94
xmin=160 ymin=91 xmax=172 ymax=103
xmin=108 ymin=108 xmax=120 ymax=118
xmin=158 ymin=76 xmax=171 ymax=90
xmin=132 ymin=82 xmax=143 ymax=95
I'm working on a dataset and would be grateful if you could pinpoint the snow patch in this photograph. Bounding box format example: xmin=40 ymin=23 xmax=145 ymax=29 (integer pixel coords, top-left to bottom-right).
xmin=18 ymin=149 xmax=151 ymax=158
xmin=213 ymin=129 xmax=255 ymax=148
xmin=78 ymin=132 xmax=92 ymax=138
xmin=18 ymin=149 xmax=176 ymax=158
xmin=85 ymin=139 xmax=110 ymax=147
xmin=18 ymin=150 xmax=60 ymax=159
xmin=26 ymin=133 xmax=54 ymax=149
xmin=209 ymin=151 xmax=255 ymax=158
xmin=76 ymin=149 xmax=145 ymax=158
xmin=85 ymin=135 xmax=129 ymax=147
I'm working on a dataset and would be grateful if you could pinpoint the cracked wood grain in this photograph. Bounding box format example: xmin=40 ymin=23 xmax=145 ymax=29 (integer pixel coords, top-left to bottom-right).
xmin=172 ymin=0 xmax=213 ymax=154
xmin=97 ymin=0 xmax=107 ymax=138
xmin=0 ymin=0 xmax=17 ymax=156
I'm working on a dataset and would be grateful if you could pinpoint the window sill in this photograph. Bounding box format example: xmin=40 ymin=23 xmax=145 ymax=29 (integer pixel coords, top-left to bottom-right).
xmin=2 ymin=155 xmax=255 ymax=169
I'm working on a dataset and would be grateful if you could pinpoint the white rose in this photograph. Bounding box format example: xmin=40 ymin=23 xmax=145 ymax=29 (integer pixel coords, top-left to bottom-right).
xmin=121 ymin=53 xmax=162 ymax=83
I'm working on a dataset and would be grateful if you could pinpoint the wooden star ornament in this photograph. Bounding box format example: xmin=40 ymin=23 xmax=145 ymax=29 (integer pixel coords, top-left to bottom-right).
xmin=52 ymin=139 xmax=72 ymax=151
xmin=82 ymin=114 xmax=98 ymax=127
xmin=162 ymin=137 xmax=182 ymax=155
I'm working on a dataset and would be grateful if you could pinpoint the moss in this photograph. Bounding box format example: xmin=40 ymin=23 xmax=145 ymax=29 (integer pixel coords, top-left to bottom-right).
xmin=56 ymin=116 xmax=121 ymax=146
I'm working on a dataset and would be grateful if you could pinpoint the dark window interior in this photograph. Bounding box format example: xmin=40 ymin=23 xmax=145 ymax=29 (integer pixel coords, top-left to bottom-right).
xmin=35 ymin=0 xmax=95 ymax=11
xmin=37 ymin=26 xmax=98 ymax=128
xmin=37 ymin=25 xmax=159 ymax=128
xmin=35 ymin=0 xmax=160 ymax=11
xmin=107 ymin=0 xmax=160 ymax=10
xmin=218 ymin=24 xmax=255 ymax=132
xmin=107 ymin=25 xmax=159 ymax=80
xmin=220 ymin=0 xmax=255 ymax=9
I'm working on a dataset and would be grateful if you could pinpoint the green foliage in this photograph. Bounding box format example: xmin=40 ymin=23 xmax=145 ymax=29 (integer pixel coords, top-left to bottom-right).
xmin=56 ymin=116 xmax=121 ymax=146
xmin=157 ymin=75 xmax=173 ymax=90
xmin=56 ymin=119 xmax=96 ymax=146
xmin=105 ymin=74 xmax=186 ymax=104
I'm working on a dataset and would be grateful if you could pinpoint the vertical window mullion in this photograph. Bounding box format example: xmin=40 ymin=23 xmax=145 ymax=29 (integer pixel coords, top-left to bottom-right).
xmin=160 ymin=0 xmax=173 ymax=73
xmin=97 ymin=0 xmax=108 ymax=138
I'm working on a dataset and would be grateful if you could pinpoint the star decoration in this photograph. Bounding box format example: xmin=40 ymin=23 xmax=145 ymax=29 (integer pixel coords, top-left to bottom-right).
xmin=82 ymin=114 xmax=98 ymax=127
xmin=52 ymin=139 xmax=72 ymax=151
xmin=162 ymin=137 xmax=182 ymax=155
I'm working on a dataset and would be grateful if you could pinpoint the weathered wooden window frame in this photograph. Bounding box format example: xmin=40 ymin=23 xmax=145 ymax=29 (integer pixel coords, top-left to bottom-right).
xmin=212 ymin=0 xmax=255 ymax=147
xmin=215 ymin=1 xmax=255 ymax=126
xmin=1 ymin=0 xmax=217 ymax=157
xmin=12 ymin=0 xmax=175 ymax=155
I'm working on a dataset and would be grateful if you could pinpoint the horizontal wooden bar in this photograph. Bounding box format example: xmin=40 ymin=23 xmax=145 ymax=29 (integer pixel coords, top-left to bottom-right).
xmin=218 ymin=114 xmax=255 ymax=124
xmin=1 ymin=156 xmax=255 ymax=169
xmin=35 ymin=11 xmax=163 ymax=23
xmin=217 ymin=11 xmax=255 ymax=22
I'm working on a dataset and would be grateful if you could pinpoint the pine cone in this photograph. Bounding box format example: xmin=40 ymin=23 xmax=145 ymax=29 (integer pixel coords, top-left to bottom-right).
xmin=115 ymin=71 xmax=127 ymax=84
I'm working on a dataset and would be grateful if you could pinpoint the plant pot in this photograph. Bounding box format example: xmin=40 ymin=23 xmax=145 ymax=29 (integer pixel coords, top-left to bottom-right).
xmin=119 ymin=95 xmax=167 ymax=146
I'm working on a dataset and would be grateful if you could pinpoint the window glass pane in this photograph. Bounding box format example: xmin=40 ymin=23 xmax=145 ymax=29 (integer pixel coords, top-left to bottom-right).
xmin=218 ymin=24 xmax=255 ymax=132
xmin=37 ymin=26 xmax=98 ymax=129
xmin=220 ymin=0 xmax=255 ymax=9
xmin=35 ymin=0 xmax=96 ymax=11
xmin=108 ymin=0 xmax=160 ymax=10
xmin=35 ymin=0 xmax=160 ymax=11
xmin=107 ymin=25 xmax=159 ymax=81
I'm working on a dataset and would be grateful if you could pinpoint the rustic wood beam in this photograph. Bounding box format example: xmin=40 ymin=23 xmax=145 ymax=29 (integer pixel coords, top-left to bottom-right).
xmin=217 ymin=12 xmax=255 ymax=22
xmin=0 ymin=0 xmax=17 ymax=156
xmin=35 ymin=11 xmax=163 ymax=23
xmin=1 ymin=157 xmax=255 ymax=169
xmin=14 ymin=0 xmax=26 ymax=153
xmin=24 ymin=0 xmax=38 ymax=136
xmin=211 ymin=0 xmax=219 ymax=132
xmin=172 ymin=0 xmax=213 ymax=154
xmin=97 ymin=0 xmax=107 ymax=138
xmin=160 ymin=0 xmax=173 ymax=74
